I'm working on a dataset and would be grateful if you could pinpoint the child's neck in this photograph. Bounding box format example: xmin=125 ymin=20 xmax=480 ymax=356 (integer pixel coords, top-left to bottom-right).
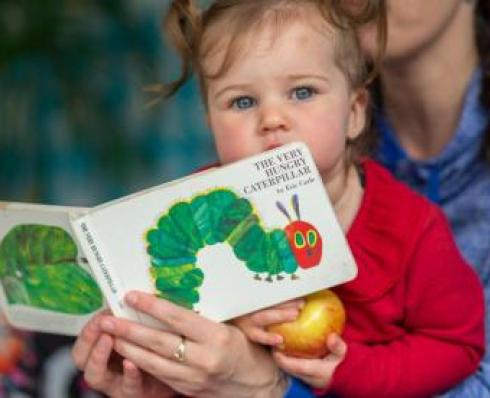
xmin=327 ymin=163 xmax=363 ymax=233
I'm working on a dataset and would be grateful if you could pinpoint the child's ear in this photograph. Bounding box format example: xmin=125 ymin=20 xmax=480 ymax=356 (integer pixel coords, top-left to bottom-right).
xmin=346 ymin=88 xmax=368 ymax=140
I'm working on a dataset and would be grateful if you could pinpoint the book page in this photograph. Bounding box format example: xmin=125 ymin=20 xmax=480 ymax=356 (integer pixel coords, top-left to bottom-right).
xmin=0 ymin=202 xmax=106 ymax=335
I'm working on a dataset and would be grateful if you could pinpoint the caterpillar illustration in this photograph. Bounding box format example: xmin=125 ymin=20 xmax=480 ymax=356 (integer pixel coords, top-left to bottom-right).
xmin=146 ymin=188 xmax=323 ymax=310
xmin=0 ymin=224 xmax=103 ymax=314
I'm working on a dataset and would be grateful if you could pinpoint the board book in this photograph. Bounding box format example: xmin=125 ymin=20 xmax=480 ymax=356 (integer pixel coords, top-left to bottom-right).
xmin=71 ymin=142 xmax=358 ymax=326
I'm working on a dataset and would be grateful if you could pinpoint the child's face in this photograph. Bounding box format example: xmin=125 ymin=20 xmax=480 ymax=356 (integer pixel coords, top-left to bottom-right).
xmin=205 ymin=16 xmax=367 ymax=182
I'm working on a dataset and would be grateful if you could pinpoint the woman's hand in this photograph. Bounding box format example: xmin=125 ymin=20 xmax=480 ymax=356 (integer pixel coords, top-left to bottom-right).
xmin=94 ymin=291 xmax=288 ymax=398
xmin=72 ymin=311 xmax=176 ymax=398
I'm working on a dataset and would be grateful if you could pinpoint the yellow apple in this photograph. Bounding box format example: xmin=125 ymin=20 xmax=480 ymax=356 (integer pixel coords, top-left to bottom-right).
xmin=267 ymin=289 xmax=345 ymax=358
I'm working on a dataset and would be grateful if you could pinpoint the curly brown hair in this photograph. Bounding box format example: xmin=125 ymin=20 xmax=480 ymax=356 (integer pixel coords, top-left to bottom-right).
xmin=160 ymin=0 xmax=386 ymax=94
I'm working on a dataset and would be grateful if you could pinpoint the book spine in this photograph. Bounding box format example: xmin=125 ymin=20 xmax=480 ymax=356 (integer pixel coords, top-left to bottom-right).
xmin=70 ymin=216 xmax=140 ymax=321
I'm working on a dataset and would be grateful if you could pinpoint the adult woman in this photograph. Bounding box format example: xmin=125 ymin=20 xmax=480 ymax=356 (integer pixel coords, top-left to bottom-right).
xmin=361 ymin=0 xmax=490 ymax=396
xmin=72 ymin=1 xmax=489 ymax=397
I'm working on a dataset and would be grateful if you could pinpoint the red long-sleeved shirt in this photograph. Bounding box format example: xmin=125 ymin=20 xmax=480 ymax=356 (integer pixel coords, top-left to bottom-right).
xmin=316 ymin=160 xmax=485 ymax=397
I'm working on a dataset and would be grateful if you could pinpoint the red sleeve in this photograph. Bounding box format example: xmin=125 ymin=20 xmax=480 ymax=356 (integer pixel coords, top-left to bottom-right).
xmin=319 ymin=208 xmax=485 ymax=398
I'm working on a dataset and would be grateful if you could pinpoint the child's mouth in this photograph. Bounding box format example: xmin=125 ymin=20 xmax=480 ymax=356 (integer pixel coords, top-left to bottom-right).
xmin=266 ymin=143 xmax=282 ymax=151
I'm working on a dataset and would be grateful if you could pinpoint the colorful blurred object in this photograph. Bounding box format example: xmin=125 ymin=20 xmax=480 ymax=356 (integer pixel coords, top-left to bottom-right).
xmin=0 ymin=0 xmax=215 ymax=206
xmin=0 ymin=315 xmax=25 ymax=374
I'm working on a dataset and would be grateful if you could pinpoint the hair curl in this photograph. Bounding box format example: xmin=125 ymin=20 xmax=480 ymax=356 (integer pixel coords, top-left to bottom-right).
xmin=160 ymin=0 xmax=385 ymax=92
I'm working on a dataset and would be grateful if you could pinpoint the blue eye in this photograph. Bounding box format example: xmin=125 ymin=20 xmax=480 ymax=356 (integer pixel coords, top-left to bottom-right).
xmin=231 ymin=96 xmax=256 ymax=109
xmin=292 ymin=86 xmax=315 ymax=101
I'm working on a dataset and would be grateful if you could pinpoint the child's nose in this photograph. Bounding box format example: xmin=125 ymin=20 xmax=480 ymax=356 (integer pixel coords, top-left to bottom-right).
xmin=259 ymin=104 xmax=290 ymax=135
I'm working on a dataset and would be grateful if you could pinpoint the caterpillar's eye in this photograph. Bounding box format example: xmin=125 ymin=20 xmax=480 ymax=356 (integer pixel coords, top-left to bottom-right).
xmin=307 ymin=229 xmax=317 ymax=247
xmin=294 ymin=231 xmax=306 ymax=249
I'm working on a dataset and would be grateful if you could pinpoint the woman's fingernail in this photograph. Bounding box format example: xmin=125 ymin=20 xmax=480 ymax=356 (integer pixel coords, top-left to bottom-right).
xmin=101 ymin=319 xmax=115 ymax=332
xmin=126 ymin=292 xmax=138 ymax=305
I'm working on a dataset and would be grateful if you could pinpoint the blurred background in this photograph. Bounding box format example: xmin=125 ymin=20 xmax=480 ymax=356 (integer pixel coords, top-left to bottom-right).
xmin=0 ymin=0 xmax=215 ymax=206
xmin=0 ymin=0 xmax=215 ymax=396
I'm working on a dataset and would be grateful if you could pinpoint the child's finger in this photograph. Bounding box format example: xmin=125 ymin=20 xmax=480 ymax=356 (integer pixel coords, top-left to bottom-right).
xmin=232 ymin=315 xmax=285 ymax=346
xmin=272 ymin=351 xmax=335 ymax=389
xmin=268 ymin=299 xmax=305 ymax=311
xmin=326 ymin=333 xmax=347 ymax=359
xmin=246 ymin=327 xmax=284 ymax=346
xmin=272 ymin=350 xmax=319 ymax=378
xmin=121 ymin=359 xmax=143 ymax=397
xmin=250 ymin=307 xmax=300 ymax=327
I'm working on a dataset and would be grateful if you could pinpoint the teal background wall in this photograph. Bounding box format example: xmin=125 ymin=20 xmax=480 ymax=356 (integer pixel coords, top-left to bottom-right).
xmin=0 ymin=0 xmax=216 ymax=206
xmin=0 ymin=1 xmax=215 ymax=396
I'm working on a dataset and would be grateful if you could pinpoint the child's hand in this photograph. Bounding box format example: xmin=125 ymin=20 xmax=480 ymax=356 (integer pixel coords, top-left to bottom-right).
xmin=232 ymin=299 xmax=304 ymax=347
xmin=273 ymin=333 xmax=346 ymax=389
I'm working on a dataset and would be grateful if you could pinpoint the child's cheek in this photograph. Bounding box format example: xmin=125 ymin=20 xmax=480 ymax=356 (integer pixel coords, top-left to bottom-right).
xmin=213 ymin=118 xmax=258 ymax=164
xmin=214 ymin=132 xmax=251 ymax=164
xmin=301 ymin=123 xmax=347 ymax=173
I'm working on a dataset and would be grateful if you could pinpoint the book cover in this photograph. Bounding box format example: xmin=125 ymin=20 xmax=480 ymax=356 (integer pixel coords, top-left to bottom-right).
xmin=72 ymin=142 xmax=358 ymax=325
xmin=0 ymin=202 xmax=105 ymax=335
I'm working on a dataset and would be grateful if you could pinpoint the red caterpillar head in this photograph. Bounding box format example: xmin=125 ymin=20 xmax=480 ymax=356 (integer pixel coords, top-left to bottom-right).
xmin=276 ymin=194 xmax=322 ymax=269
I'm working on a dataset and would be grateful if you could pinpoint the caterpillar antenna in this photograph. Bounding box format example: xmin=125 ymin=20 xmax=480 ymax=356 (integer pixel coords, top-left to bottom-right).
xmin=276 ymin=201 xmax=291 ymax=221
xmin=291 ymin=194 xmax=300 ymax=220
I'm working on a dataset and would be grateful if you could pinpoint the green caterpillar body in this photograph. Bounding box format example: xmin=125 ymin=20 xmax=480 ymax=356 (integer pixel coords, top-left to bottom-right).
xmin=0 ymin=224 xmax=103 ymax=314
xmin=146 ymin=188 xmax=299 ymax=309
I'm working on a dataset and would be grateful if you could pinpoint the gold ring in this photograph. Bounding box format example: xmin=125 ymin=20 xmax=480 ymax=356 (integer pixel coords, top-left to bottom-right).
xmin=172 ymin=336 xmax=186 ymax=363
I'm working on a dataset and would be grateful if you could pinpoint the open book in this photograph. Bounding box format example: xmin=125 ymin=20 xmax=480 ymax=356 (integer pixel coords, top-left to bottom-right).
xmin=0 ymin=142 xmax=357 ymax=334
xmin=0 ymin=203 xmax=105 ymax=335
